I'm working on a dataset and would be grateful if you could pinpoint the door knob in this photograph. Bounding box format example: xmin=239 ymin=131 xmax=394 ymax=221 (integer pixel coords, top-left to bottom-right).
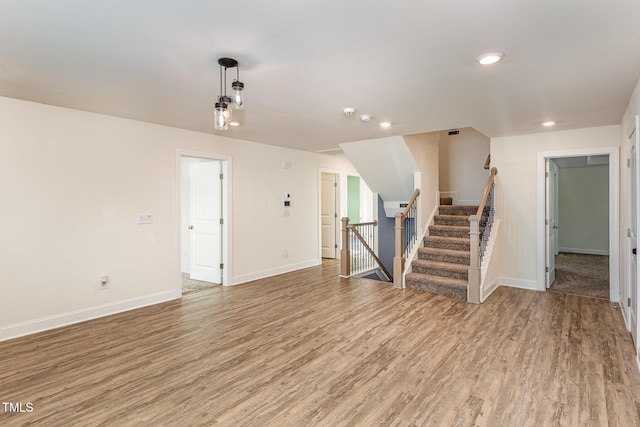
xmin=633 ymin=248 xmax=637 ymax=255
xmin=188 ymin=225 xmax=194 ymax=230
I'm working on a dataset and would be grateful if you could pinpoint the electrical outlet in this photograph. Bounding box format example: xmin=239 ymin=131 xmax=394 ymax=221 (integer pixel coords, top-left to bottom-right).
xmin=282 ymin=250 xmax=289 ymax=259
xmin=138 ymin=214 xmax=153 ymax=224
xmin=99 ymin=276 xmax=109 ymax=290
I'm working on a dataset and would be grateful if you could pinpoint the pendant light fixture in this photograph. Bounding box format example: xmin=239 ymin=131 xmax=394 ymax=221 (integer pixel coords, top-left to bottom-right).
xmin=214 ymin=57 xmax=245 ymax=130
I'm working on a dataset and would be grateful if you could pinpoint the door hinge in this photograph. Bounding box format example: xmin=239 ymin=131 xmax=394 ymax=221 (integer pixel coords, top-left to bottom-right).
xmin=545 ymin=171 xmax=549 ymax=177
xmin=334 ymin=182 xmax=337 ymax=187
xmin=545 ymin=219 xmax=549 ymax=225
xmin=628 ymin=297 xmax=632 ymax=307
xmin=628 ymin=158 xmax=631 ymax=168
xmin=334 ymin=213 xmax=338 ymax=218
xmin=335 ymin=244 xmax=338 ymax=249
xmin=545 ymin=266 xmax=549 ymax=273
xmin=220 ymin=218 xmax=224 ymax=225
xmin=219 ymin=173 xmax=224 ymax=180
xmin=220 ymin=263 xmax=224 ymax=270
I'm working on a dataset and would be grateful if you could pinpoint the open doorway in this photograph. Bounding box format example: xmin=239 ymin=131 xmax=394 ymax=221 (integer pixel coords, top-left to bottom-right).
xmin=547 ymin=156 xmax=610 ymax=299
xmin=178 ymin=152 xmax=230 ymax=295
xmin=537 ymin=147 xmax=619 ymax=301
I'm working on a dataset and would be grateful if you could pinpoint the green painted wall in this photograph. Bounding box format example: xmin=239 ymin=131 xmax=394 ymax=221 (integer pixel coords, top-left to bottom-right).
xmin=347 ymin=176 xmax=360 ymax=223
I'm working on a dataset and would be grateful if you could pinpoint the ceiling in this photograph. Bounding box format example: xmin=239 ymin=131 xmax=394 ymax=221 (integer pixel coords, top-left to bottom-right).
xmin=1 ymin=1 xmax=639 ymax=153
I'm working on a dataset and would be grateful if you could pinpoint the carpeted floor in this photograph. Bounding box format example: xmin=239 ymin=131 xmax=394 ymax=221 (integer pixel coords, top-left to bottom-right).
xmin=549 ymin=252 xmax=609 ymax=300
xmin=182 ymin=273 xmax=219 ymax=294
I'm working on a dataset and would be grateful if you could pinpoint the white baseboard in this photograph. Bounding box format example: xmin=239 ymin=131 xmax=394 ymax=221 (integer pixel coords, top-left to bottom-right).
xmin=0 ymin=290 xmax=177 ymax=343
xmin=498 ymin=276 xmax=542 ymax=291
xmin=558 ymin=247 xmax=609 ymax=256
xmin=482 ymin=277 xmax=501 ymax=302
xmin=231 ymin=259 xmax=321 ymax=286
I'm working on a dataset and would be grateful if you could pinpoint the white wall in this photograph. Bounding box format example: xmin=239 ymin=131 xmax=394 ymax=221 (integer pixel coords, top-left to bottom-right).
xmin=558 ymin=165 xmax=609 ymax=255
xmin=490 ymin=125 xmax=620 ymax=288
xmin=0 ymin=96 xmax=357 ymax=340
xmin=404 ymin=133 xmax=439 ymax=230
xmin=339 ymin=136 xmax=418 ymax=202
xmin=439 ymin=128 xmax=490 ymax=205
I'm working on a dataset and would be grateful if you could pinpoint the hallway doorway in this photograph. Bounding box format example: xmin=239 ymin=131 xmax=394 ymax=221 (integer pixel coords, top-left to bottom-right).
xmin=537 ymin=147 xmax=619 ymax=301
xmin=177 ymin=151 xmax=231 ymax=294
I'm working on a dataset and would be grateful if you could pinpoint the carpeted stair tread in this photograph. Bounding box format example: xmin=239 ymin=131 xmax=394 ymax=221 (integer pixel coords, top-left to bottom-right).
xmin=434 ymin=214 xmax=471 ymax=227
xmin=438 ymin=205 xmax=479 ymax=216
xmin=428 ymin=225 xmax=470 ymax=239
xmin=405 ymin=273 xmax=467 ymax=300
xmin=411 ymin=259 xmax=469 ymax=280
xmin=418 ymin=247 xmax=470 ymax=264
xmin=404 ymin=202 xmax=476 ymax=301
xmin=424 ymin=236 xmax=470 ymax=251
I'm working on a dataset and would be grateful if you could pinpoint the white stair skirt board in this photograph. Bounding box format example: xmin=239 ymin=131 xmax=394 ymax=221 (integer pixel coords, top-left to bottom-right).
xmin=480 ymin=219 xmax=501 ymax=302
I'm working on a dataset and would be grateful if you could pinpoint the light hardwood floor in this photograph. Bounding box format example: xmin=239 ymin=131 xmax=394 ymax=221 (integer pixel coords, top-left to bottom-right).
xmin=1 ymin=260 xmax=639 ymax=426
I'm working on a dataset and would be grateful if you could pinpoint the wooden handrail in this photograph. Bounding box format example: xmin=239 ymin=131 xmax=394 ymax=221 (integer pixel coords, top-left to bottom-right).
xmin=469 ymin=166 xmax=498 ymax=304
xmin=347 ymin=220 xmax=378 ymax=228
xmin=393 ymin=188 xmax=421 ymax=288
xmin=476 ymin=167 xmax=498 ymax=217
xmin=484 ymin=154 xmax=491 ymax=170
xmin=401 ymin=189 xmax=420 ymax=218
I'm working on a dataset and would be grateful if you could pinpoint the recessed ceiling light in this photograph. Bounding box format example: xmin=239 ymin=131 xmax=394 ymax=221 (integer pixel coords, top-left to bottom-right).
xmin=343 ymin=107 xmax=355 ymax=116
xmin=379 ymin=122 xmax=391 ymax=128
xmin=542 ymin=121 xmax=556 ymax=127
xmin=476 ymin=52 xmax=504 ymax=65
xmin=360 ymin=114 xmax=371 ymax=122
xmin=229 ymin=121 xmax=240 ymax=127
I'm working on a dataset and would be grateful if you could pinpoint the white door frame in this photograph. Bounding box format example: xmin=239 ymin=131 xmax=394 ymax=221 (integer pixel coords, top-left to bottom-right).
xmin=176 ymin=150 xmax=232 ymax=295
xmin=320 ymin=172 xmax=338 ymax=259
xmin=626 ymin=115 xmax=639 ymax=350
xmin=545 ymin=159 xmax=558 ymax=288
xmin=318 ymin=169 xmax=341 ymax=260
xmin=536 ymin=146 xmax=619 ymax=300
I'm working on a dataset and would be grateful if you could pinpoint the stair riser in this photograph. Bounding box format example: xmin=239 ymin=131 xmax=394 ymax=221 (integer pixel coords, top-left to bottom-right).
xmin=434 ymin=216 xmax=470 ymax=227
xmin=424 ymin=239 xmax=470 ymax=251
xmin=412 ymin=264 xmax=468 ymax=280
xmin=440 ymin=197 xmax=453 ymax=206
xmin=419 ymin=251 xmax=470 ymax=265
xmin=439 ymin=206 xmax=478 ymax=216
xmin=429 ymin=227 xmax=469 ymax=239
xmin=405 ymin=278 xmax=467 ymax=300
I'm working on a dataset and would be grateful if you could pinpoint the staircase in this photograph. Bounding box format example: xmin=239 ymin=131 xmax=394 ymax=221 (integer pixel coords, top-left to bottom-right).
xmin=405 ymin=199 xmax=478 ymax=300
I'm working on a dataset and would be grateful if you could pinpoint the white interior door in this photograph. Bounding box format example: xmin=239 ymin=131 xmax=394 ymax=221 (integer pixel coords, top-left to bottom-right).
xmin=189 ymin=161 xmax=222 ymax=283
xmin=628 ymin=116 xmax=639 ymax=347
xmin=545 ymin=159 xmax=557 ymax=288
xmin=321 ymin=173 xmax=337 ymax=258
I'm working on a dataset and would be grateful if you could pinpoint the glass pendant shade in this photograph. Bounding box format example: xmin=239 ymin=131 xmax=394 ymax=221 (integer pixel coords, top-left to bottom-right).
xmin=214 ymin=100 xmax=230 ymax=130
xmin=231 ymin=80 xmax=244 ymax=109
xmin=214 ymin=58 xmax=244 ymax=128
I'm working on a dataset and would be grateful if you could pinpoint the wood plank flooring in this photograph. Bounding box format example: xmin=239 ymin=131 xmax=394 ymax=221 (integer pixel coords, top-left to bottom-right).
xmin=1 ymin=260 xmax=639 ymax=426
